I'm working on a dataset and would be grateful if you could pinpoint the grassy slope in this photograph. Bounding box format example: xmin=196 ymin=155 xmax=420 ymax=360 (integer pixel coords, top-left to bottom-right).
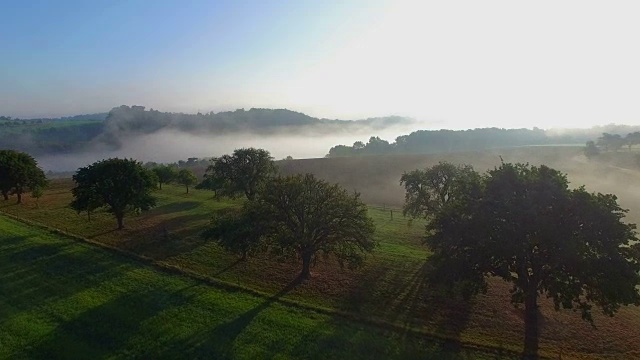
xmin=0 ymin=215 xmax=499 ymax=359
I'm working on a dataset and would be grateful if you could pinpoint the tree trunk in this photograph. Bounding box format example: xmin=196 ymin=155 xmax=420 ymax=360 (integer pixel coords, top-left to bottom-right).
xmin=116 ymin=214 xmax=124 ymax=230
xmin=159 ymin=182 xmax=162 ymax=190
xmin=2 ymin=191 xmax=8 ymax=200
xmin=186 ymin=185 xmax=189 ymax=194
xmin=522 ymin=292 xmax=540 ymax=360
xmin=16 ymin=192 xmax=22 ymax=204
xmin=300 ymin=252 xmax=312 ymax=279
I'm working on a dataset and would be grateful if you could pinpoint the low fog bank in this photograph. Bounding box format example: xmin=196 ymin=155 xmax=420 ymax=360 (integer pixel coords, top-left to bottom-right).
xmin=36 ymin=125 xmax=413 ymax=172
xmin=278 ymin=147 xmax=640 ymax=225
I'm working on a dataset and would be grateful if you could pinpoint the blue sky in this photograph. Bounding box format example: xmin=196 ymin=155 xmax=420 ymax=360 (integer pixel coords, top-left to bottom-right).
xmin=2 ymin=1 xmax=640 ymax=129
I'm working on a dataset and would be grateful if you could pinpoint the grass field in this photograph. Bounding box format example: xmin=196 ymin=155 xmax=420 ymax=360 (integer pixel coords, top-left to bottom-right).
xmin=0 ymin=215 xmax=503 ymax=359
xmin=3 ymin=150 xmax=640 ymax=359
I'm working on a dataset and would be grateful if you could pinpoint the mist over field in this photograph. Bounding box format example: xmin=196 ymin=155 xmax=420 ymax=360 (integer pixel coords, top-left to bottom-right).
xmin=278 ymin=147 xmax=640 ymax=226
xmin=34 ymin=124 xmax=413 ymax=172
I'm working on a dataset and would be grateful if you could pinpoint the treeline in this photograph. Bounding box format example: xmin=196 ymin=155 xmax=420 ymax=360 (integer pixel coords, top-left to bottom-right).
xmin=99 ymin=106 xmax=409 ymax=148
xmin=0 ymin=122 xmax=104 ymax=154
xmin=327 ymin=128 xmax=560 ymax=157
xmin=584 ymin=132 xmax=640 ymax=158
xmin=0 ymin=113 xmax=108 ymax=125
xmin=103 ymin=105 xmax=408 ymax=134
xmin=325 ymin=126 xmax=640 ymax=157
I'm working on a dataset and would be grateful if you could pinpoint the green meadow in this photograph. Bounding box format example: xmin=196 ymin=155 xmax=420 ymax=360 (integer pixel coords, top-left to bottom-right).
xmin=0 ymin=215 xmax=499 ymax=359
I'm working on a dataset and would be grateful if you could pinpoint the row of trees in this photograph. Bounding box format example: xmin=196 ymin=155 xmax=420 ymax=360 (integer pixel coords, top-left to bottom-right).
xmin=585 ymin=131 xmax=640 ymax=157
xmin=327 ymin=128 xmax=555 ymax=157
xmin=68 ymin=148 xmax=376 ymax=278
xmin=150 ymin=165 xmax=198 ymax=192
xmin=0 ymin=150 xmax=47 ymax=204
xmin=401 ymin=161 xmax=640 ymax=359
xmin=196 ymin=148 xmax=375 ymax=279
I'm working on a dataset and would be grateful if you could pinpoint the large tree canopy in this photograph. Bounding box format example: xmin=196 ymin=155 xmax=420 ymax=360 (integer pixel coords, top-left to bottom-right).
xmin=255 ymin=174 xmax=375 ymax=279
xmin=71 ymin=158 xmax=157 ymax=229
xmin=204 ymin=174 xmax=376 ymax=279
xmin=400 ymin=161 xmax=479 ymax=219
xmin=419 ymin=162 xmax=640 ymax=359
xmin=0 ymin=149 xmax=47 ymax=203
xmin=198 ymin=148 xmax=276 ymax=200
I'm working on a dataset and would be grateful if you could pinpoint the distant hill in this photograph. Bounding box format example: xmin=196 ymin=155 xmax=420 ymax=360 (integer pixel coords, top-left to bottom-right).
xmin=0 ymin=106 xmax=412 ymax=155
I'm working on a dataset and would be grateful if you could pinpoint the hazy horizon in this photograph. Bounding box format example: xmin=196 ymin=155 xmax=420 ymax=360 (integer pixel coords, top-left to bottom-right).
xmin=3 ymin=1 xmax=640 ymax=130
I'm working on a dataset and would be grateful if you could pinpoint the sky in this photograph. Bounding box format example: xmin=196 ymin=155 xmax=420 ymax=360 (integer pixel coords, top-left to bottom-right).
xmin=1 ymin=0 xmax=640 ymax=129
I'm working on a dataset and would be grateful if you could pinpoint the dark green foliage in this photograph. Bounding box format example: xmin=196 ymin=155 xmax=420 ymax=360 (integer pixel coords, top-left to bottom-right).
xmin=71 ymin=158 xmax=157 ymax=229
xmin=199 ymin=148 xmax=276 ymax=200
xmin=253 ymin=174 xmax=376 ymax=279
xmin=400 ymin=162 xmax=479 ymax=219
xmin=151 ymin=165 xmax=178 ymax=190
xmin=0 ymin=149 xmax=47 ymax=203
xmin=421 ymin=162 xmax=640 ymax=359
xmin=176 ymin=168 xmax=198 ymax=193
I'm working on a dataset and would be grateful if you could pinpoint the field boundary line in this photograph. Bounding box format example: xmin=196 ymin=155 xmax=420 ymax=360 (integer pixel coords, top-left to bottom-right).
xmin=0 ymin=211 xmax=536 ymax=359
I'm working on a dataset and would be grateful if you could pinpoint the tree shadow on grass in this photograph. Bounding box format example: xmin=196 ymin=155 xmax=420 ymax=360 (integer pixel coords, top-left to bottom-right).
xmin=26 ymin=287 xmax=195 ymax=359
xmin=339 ymin=260 xmax=472 ymax=349
xmin=150 ymin=200 xmax=202 ymax=215
xmin=167 ymin=276 xmax=304 ymax=359
xmin=0 ymin=241 xmax=126 ymax=314
xmin=87 ymin=228 xmax=119 ymax=239
xmin=118 ymin=212 xmax=213 ymax=259
xmin=212 ymin=258 xmax=244 ymax=277
xmin=285 ymin=317 xmax=483 ymax=360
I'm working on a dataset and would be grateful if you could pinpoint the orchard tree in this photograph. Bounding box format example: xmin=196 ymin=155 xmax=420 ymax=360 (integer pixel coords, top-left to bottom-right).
xmin=420 ymin=162 xmax=640 ymax=359
xmin=0 ymin=149 xmax=47 ymax=203
xmin=583 ymin=140 xmax=600 ymax=159
xmin=253 ymin=174 xmax=375 ymax=279
xmin=597 ymin=133 xmax=624 ymax=152
xmin=195 ymin=173 xmax=224 ymax=197
xmin=151 ymin=164 xmax=177 ymax=190
xmin=199 ymin=148 xmax=276 ymax=200
xmin=625 ymin=131 xmax=640 ymax=150
xmin=71 ymin=158 xmax=157 ymax=229
xmin=400 ymin=161 xmax=479 ymax=219
xmin=31 ymin=185 xmax=44 ymax=208
xmin=176 ymin=168 xmax=197 ymax=193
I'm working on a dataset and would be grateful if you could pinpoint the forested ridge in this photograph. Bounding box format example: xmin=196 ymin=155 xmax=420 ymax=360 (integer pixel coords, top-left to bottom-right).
xmin=0 ymin=106 xmax=410 ymax=155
